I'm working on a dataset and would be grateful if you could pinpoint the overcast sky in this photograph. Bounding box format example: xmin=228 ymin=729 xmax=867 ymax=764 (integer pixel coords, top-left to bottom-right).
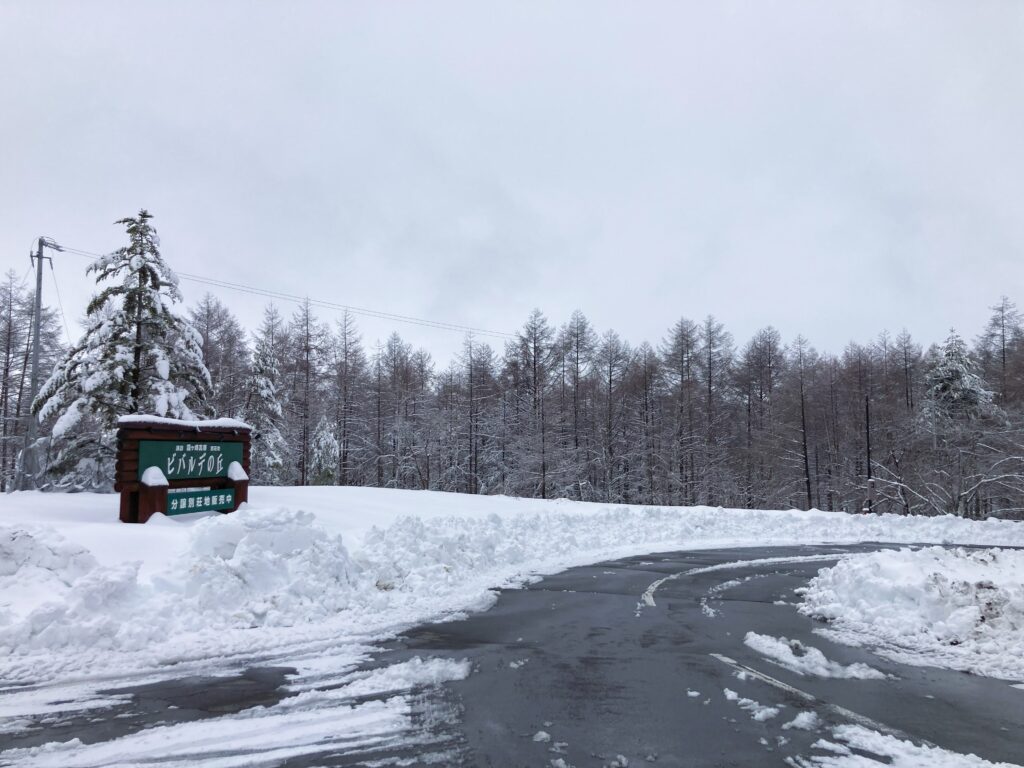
xmin=2 ymin=1 xmax=1022 ymax=362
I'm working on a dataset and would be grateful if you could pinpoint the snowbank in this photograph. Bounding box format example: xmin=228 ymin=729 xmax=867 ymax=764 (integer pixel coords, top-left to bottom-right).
xmin=0 ymin=529 xmax=97 ymax=628
xmin=2 ymin=487 xmax=1024 ymax=684
xmin=0 ymin=507 xmax=380 ymax=682
xmin=799 ymin=547 xmax=1024 ymax=680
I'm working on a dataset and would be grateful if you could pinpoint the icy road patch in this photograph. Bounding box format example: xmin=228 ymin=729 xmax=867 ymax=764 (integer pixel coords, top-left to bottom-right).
xmin=0 ymin=656 xmax=471 ymax=767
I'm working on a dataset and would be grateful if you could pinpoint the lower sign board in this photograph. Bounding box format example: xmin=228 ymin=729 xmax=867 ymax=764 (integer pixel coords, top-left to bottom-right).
xmin=167 ymin=489 xmax=235 ymax=515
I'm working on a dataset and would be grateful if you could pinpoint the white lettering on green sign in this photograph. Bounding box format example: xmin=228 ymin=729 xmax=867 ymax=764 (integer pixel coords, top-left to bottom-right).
xmin=138 ymin=441 xmax=244 ymax=481
xmin=166 ymin=489 xmax=235 ymax=515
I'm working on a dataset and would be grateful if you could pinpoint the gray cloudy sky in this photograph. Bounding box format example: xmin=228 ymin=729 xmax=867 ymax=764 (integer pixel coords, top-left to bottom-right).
xmin=2 ymin=1 xmax=1022 ymax=362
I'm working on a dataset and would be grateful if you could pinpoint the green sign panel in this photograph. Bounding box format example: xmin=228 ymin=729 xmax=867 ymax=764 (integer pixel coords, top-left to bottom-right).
xmin=138 ymin=440 xmax=243 ymax=481
xmin=167 ymin=488 xmax=235 ymax=515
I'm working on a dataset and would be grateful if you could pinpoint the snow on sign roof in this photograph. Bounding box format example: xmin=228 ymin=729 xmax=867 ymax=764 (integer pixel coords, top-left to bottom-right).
xmin=117 ymin=415 xmax=253 ymax=430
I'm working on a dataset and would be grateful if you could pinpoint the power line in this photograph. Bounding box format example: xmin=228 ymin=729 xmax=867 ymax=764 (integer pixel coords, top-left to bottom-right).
xmin=57 ymin=245 xmax=515 ymax=340
xmin=48 ymin=260 xmax=73 ymax=345
xmin=178 ymin=272 xmax=513 ymax=339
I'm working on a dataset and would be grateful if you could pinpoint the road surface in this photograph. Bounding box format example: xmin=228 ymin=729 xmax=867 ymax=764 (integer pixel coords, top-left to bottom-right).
xmin=2 ymin=544 xmax=1022 ymax=766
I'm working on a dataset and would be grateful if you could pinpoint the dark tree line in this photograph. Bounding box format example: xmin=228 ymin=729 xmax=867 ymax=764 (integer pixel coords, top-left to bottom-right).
xmin=223 ymin=297 xmax=1024 ymax=518
xmin=10 ymin=224 xmax=1024 ymax=517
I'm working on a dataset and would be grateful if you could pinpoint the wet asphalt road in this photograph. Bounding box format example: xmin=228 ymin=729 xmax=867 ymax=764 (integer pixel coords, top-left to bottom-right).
xmin=372 ymin=544 xmax=1024 ymax=767
xmin=3 ymin=544 xmax=1023 ymax=767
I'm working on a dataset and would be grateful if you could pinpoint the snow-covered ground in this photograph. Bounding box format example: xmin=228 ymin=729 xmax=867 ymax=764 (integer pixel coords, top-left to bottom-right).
xmin=3 ymin=487 xmax=1024 ymax=765
xmin=799 ymin=546 xmax=1024 ymax=681
xmin=3 ymin=487 xmax=1024 ymax=687
xmin=2 ymin=487 xmax=1023 ymax=686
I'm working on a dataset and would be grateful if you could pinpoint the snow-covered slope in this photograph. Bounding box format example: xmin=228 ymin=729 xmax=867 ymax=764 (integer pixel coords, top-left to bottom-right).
xmin=3 ymin=487 xmax=1024 ymax=685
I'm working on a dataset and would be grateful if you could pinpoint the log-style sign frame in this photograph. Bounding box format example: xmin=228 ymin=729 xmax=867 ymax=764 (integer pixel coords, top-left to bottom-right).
xmin=114 ymin=418 xmax=252 ymax=524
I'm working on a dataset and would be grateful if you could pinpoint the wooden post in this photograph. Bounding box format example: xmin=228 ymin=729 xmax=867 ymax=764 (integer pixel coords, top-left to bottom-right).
xmin=119 ymin=491 xmax=138 ymax=524
xmin=231 ymin=478 xmax=248 ymax=510
xmin=138 ymin=482 xmax=168 ymax=525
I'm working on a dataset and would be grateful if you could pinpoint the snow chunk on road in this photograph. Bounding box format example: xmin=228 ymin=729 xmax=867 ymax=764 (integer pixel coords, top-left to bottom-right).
xmin=799 ymin=547 xmax=1024 ymax=680
xmin=744 ymin=632 xmax=886 ymax=679
xmin=782 ymin=711 xmax=821 ymax=731
xmin=723 ymin=688 xmax=780 ymax=721
xmin=795 ymin=724 xmax=1023 ymax=767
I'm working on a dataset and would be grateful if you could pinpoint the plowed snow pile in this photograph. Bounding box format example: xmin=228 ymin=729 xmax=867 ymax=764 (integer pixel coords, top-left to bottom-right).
xmin=3 ymin=487 xmax=1024 ymax=684
xmin=799 ymin=547 xmax=1024 ymax=680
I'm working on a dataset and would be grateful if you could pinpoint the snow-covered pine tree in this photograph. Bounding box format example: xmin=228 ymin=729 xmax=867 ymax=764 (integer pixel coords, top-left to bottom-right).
xmin=32 ymin=210 xmax=211 ymax=489
xmin=309 ymin=416 xmax=339 ymax=485
xmin=919 ymin=330 xmax=1010 ymax=517
xmin=242 ymin=316 xmax=287 ymax=485
xmin=923 ymin=330 xmax=994 ymax=424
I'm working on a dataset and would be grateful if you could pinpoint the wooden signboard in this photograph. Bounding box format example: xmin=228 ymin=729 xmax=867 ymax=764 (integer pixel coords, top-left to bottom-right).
xmin=138 ymin=440 xmax=244 ymax=481
xmin=115 ymin=417 xmax=252 ymax=524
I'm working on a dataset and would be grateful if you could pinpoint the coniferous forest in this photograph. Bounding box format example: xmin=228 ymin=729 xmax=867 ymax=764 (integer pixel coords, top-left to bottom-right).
xmin=4 ymin=212 xmax=1024 ymax=519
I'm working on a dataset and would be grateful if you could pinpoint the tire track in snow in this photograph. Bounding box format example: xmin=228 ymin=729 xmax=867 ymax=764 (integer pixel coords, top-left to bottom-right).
xmin=637 ymin=553 xmax=846 ymax=612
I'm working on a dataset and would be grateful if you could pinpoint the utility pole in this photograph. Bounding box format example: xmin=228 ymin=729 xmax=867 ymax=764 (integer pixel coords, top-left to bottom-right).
xmin=864 ymin=393 xmax=874 ymax=514
xmin=27 ymin=239 xmax=45 ymax=438
xmin=14 ymin=237 xmax=60 ymax=490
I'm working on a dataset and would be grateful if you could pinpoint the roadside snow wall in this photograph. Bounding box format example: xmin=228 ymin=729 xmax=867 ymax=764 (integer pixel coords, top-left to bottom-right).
xmin=799 ymin=546 xmax=1024 ymax=680
xmin=3 ymin=493 xmax=1024 ymax=683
